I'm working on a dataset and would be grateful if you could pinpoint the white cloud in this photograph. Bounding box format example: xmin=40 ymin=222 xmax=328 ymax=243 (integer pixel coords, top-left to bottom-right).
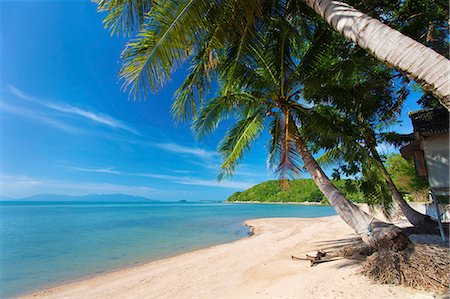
xmin=171 ymin=169 xmax=193 ymax=174
xmin=7 ymin=85 xmax=34 ymax=101
xmin=44 ymin=102 xmax=139 ymax=134
xmin=137 ymin=172 xmax=254 ymax=189
xmin=0 ymin=171 xmax=252 ymax=199
xmin=0 ymin=174 xmax=165 ymax=198
xmin=67 ymin=166 xmax=121 ymax=174
xmin=0 ymin=102 xmax=81 ymax=133
xmin=6 ymin=85 xmax=139 ymax=135
xmin=66 ymin=165 xmax=253 ymax=190
xmin=173 ymin=177 xmax=254 ymax=189
xmin=0 ymin=175 xmax=43 ymax=187
xmin=153 ymin=142 xmax=218 ymax=160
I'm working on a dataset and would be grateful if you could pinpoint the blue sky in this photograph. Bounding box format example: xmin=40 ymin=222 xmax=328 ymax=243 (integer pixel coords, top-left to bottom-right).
xmin=0 ymin=1 xmax=422 ymax=200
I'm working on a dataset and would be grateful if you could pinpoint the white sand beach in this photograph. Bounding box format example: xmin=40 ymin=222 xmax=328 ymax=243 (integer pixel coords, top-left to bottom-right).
xmin=22 ymin=216 xmax=432 ymax=299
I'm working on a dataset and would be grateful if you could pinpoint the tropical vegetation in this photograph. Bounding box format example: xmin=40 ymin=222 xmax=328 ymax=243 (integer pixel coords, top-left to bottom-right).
xmin=386 ymin=153 xmax=429 ymax=200
xmin=96 ymin=0 xmax=448 ymax=247
xmin=96 ymin=0 xmax=449 ymax=109
xmin=227 ymin=179 xmax=364 ymax=204
xmin=299 ymin=54 xmax=436 ymax=227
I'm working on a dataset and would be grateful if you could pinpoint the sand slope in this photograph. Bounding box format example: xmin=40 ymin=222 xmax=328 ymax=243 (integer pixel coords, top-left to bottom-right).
xmin=22 ymin=216 xmax=432 ymax=299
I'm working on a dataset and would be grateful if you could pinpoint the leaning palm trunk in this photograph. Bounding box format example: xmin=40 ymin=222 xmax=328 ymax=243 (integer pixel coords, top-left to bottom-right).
xmin=370 ymin=148 xmax=436 ymax=228
xmin=295 ymin=135 xmax=407 ymax=248
xmin=303 ymin=0 xmax=450 ymax=110
xmin=385 ymin=176 xmax=435 ymax=227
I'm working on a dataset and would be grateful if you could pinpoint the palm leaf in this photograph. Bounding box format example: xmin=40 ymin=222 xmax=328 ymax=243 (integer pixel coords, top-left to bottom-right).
xmin=267 ymin=111 xmax=283 ymax=171
xmin=218 ymin=108 xmax=265 ymax=179
xmin=192 ymin=92 xmax=259 ymax=139
xmin=316 ymin=146 xmax=346 ymax=167
xmin=120 ymin=0 xmax=212 ymax=98
xmin=276 ymin=112 xmax=302 ymax=187
xmin=96 ymin=0 xmax=152 ymax=35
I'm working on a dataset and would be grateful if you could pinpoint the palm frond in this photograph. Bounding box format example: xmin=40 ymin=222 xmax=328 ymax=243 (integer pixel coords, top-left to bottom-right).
xmin=120 ymin=0 xmax=212 ymax=98
xmin=96 ymin=0 xmax=152 ymax=36
xmin=377 ymin=132 xmax=415 ymax=147
xmin=267 ymin=111 xmax=283 ymax=171
xmin=276 ymin=112 xmax=302 ymax=186
xmin=316 ymin=146 xmax=345 ymax=167
xmin=193 ymin=92 xmax=259 ymax=139
xmin=359 ymin=161 xmax=394 ymax=219
xmin=218 ymin=108 xmax=265 ymax=180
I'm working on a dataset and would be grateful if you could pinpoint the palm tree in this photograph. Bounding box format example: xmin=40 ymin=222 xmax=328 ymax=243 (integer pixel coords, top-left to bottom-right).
xmin=307 ymin=107 xmax=437 ymax=228
xmin=189 ymin=17 xmax=406 ymax=247
xmin=97 ymin=0 xmax=411 ymax=247
xmin=301 ymin=59 xmax=438 ymax=229
xmin=96 ymin=0 xmax=450 ymax=109
xmin=300 ymin=0 xmax=449 ymax=109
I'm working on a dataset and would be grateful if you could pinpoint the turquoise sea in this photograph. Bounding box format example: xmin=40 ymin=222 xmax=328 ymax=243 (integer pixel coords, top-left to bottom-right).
xmin=0 ymin=201 xmax=336 ymax=298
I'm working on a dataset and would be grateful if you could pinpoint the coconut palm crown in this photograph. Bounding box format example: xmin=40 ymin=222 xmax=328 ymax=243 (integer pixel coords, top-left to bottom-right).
xmin=96 ymin=0 xmax=450 ymax=109
xmin=96 ymin=0 xmax=419 ymax=246
xmin=180 ymin=14 xmax=405 ymax=246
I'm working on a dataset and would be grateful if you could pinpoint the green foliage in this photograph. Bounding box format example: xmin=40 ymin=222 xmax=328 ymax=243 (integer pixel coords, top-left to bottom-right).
xmin=226 ymin=179 xmax=365 ymax=203
xmin=96 ymin=0 xmax=152 ymax=36
xmin=385 ymin=153 xmax=428 ymax=195
xmin=97 ymin=0 xmax=444 ymax=213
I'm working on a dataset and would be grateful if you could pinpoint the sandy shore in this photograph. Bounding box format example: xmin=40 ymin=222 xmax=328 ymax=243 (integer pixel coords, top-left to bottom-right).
xmin=22 ymin=216 xmax=432 ymax=299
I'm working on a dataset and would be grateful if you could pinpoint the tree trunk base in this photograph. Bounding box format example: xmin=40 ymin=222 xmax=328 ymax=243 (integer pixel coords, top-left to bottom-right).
xmin=338 ymin=229 xmax=449 ymax=294
xmin=360 ymin=243 xmax=450 ymax=293
xmin=407 ymin=215 xmax=449 ymax=235
xmin=361 ymin=221 xmax=411 ymax=251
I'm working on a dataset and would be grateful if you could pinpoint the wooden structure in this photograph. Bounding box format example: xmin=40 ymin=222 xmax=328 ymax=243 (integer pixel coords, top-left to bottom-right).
xmin=400 ymin=108 xmax=449 ymax=240
xmin=401 ymin=108 xmax=449 ymax=192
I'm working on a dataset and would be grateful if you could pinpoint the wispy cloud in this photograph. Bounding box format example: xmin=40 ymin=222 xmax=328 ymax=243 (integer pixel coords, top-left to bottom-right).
xmin=66 ymin=165 xmax=253 ymax=190
xmin=0 ymin=175 xmax=43 ymax=187
xmin=7 ymin=85 xmax=139 ymax=134
xmin=0 ymin=102 xmax=81 ymax=133
xmin=173 ymin=177 xmax=253 ymax=189
xmin=232 ymin=163 xmax=269 ymax=178
xmin=153 ymin=142 xmax=218 ymax=160
xmin=138 ymin=172 xmax=254 ymax=189
xmin=67 ymin=166 xmax=121 ymax=174
xmin=0 ymin=174 xmax=166 ymax=198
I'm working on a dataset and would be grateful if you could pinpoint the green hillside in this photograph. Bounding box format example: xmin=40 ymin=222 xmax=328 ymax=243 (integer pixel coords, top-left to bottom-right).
xmin=227 ymin=179 xmax=364 ymax=204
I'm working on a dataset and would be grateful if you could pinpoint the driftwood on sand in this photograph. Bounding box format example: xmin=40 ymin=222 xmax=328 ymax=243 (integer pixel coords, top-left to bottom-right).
xmin=291 ymin=250 xmax=330 ymax=266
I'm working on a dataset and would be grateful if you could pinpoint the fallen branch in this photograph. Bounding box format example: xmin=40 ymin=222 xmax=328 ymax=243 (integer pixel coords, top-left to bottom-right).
xmin=291 ymin=250 xmax=327 ymax=267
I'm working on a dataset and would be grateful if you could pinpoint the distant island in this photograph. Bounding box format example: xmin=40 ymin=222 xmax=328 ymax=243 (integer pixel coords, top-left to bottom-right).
xmin=1 ymin=193 xmax=159 ymax=202
xmin=226 ymin=179 xmax=364 ymax=204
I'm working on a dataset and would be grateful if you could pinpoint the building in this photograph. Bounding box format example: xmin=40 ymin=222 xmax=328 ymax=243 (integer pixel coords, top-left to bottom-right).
xmin=400 ymin=108 xmax=449 ymax=195
xmin=400 ymin=108 xmax=449 ymax=224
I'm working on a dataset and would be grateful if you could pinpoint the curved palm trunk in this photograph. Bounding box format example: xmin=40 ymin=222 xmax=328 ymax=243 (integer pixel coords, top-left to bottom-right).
xmin=370 ymin=147 xmax=436 ymax=228
xmin=295 ymin=136 xmax=407 ymax=247
xmin=303 ymin=0 xmax=450 ymax=110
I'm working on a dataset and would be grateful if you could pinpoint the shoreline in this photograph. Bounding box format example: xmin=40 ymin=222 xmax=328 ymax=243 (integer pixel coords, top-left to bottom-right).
xmin=18 ymin=223 xmax=258 ymax=299
xmin=18 ymin=221 xmax=259 ymax=299
xmin=226 ymin=200 xmax=329 ymax=205
xmin=20 ymin=216 xmax=432 ymax=299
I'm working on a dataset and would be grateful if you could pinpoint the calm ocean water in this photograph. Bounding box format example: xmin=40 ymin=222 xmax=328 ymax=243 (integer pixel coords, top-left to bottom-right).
xmin=0 ymin=201 xmax=335 ymax=298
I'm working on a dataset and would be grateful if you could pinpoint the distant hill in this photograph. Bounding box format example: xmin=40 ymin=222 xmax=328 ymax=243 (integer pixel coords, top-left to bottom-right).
xmin=226 ymin=179 xmax=364 ymax=203
xmin=13 ymin=193 xmax=159 ymax=202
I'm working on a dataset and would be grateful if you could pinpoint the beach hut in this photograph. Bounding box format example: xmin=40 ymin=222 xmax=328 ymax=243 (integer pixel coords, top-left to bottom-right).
xmin=400 ymin=108 xmax=449 ymax=239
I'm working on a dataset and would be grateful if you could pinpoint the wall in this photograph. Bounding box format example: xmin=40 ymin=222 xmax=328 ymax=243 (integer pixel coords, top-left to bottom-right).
xmin=422 ymin=133 xmax=450 ymax=192
xmin=409 ymin=202 xmax=450 ymax=222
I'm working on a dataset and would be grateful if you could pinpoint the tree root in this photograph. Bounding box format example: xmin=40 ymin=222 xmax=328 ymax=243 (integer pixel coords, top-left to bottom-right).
xmin=292 ymin=222 xmax=449 ymax=294
xmin=404 ymin=216 xmax=449 ymax=236
xmin=361 ymin=244 xmax=449 ymax=294
xmin=337 ymin=238 xmax=450 ymax=294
